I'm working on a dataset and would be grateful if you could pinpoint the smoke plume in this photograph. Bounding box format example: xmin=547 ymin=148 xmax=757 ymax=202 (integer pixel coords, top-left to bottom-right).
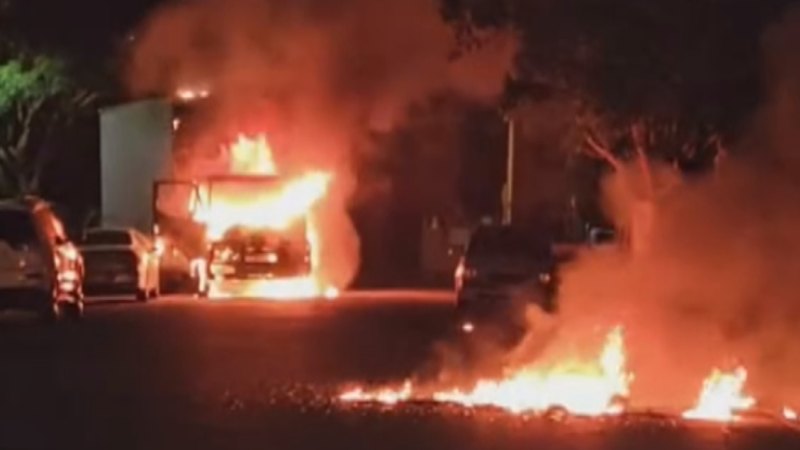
xmin=127 ymin=0 xmax=514 ymax=288
xmin=413 ymin=5 xmax=800 ymax=414
xmin=552 ymin=5 xmax=800 ymax=411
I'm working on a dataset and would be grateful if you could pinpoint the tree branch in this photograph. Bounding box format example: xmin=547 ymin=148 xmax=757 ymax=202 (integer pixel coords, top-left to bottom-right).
xmin=631 ymin=122 xmax=654 ymax=199
xmin=12 ymin=97 xmax=45 ymax=160
xmin=583 ymin=128 xmax=623 ymax=171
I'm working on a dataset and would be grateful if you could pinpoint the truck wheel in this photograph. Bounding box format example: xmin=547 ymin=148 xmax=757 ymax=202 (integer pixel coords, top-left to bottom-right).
xmin=60 ymin=301 xmax=84 ymax=322
xmin=40 ymin=302 xmax=60 ymax=324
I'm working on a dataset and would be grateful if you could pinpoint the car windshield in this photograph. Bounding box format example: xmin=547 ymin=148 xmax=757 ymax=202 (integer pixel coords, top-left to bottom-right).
xmin=0 ymin=209 xmax=37 ymax=247
xmin=84 ymin=230 xmax=132 ymax=246
xmin=467 ymin=227 xmax=551 ymax=261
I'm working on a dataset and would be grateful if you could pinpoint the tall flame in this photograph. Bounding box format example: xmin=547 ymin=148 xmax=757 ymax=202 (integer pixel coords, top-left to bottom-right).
xmin=682 ymin=367 xmax=755 ymax=422
xmin=228 ymin=134 xmax=278 ymax=175
xmin=340 ymin=326 xmax=631 ymax=416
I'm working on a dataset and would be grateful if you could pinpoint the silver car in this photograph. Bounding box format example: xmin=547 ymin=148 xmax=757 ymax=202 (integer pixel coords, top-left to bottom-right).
xmin=80 ymin=228 xmax=160 ymax=301
xmin=0 ymin=198 xmax=84 ymax=321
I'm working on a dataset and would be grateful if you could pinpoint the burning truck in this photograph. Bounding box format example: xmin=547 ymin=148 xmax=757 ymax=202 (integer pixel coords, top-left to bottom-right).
xmin=100 ymin=100 xmax=339 ymax=300
xmin=153 ymin=134 xmax=335 ymax=300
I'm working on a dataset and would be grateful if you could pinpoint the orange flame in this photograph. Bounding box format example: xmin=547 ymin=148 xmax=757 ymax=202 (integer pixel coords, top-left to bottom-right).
xmin=682 ymin=366 xmax=755 ymax=422
xmin=228 ymin=134 xmax=278 ymax=175
xmin=340 ymin=326 xmax=631 ymax=416
xmin=340 ymin=381 xmax=414 ymax=406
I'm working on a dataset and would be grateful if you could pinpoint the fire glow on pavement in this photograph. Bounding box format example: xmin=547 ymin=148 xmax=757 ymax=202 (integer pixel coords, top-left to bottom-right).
xmin=339 ymin=326 xmax=799 ymax=425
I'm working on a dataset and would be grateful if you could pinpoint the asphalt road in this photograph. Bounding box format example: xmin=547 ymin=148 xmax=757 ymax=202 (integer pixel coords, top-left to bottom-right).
xmin=0 ymin=292 xmax=798 ymax=450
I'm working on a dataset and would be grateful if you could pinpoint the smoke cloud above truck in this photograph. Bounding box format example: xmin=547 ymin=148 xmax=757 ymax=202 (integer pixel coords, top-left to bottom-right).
xmin=125 ymin=0 xmax=514 ymax=290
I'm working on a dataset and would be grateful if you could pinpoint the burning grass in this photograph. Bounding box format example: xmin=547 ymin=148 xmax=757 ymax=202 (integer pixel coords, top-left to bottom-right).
xmin=338 ymin=326 xmax=799 ymax=425
xmin=341 ymin=327 xmax=631 ymax=417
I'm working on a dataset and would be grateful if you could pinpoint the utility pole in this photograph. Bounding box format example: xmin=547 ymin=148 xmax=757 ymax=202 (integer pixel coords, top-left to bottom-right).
xmin=502 ymin=115 xmax=516 ymax=225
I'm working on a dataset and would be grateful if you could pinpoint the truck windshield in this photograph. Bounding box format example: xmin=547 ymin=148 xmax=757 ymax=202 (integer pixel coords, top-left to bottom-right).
xmin=0 ymin=210 xmax=37 ymax=247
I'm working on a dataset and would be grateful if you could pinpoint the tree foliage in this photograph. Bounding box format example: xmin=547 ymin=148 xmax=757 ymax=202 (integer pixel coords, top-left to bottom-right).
xmin=0 ymin=50 xmax=95 ymax=196
xmin=0 ymin=56 xmax=66 ymax=112
xmin=442 ymin=0 xmax=798 ymax=185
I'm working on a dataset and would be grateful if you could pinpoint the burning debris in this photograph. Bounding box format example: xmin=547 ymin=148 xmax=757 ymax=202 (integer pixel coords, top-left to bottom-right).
xmin=338 ymin=323 xmax=799 ymax=423
xmin=340 ymin=327 xmax=631 ymax=417
xmin=683 ymin=367 xmax=756 ymax=422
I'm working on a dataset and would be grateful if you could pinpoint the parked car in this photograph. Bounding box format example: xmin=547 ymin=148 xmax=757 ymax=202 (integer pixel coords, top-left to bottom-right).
xmin=80 ymin=227 xmax=160 ymax=300
xmin=455 ymin=225 xmax=558 ymax=318
xmin=0 ymin=197 xmax=84 ymax=321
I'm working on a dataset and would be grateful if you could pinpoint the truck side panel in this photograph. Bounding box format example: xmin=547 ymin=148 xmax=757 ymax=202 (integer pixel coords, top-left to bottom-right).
xmin=99 ymin=100 xmax=173 ymax=233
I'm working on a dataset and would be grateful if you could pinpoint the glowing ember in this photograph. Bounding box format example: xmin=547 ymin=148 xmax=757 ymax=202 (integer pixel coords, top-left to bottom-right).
xmin=683 ymin=367 xmax=755 ymax=422
xmin=176 ymin=87 xmax=210 ymax=101
xmin=340 ymin=326 xmax=631 ymax=416
xmin=784 ymin=406 xmax=798 ymax=421
xmin=340 ymin=381 xmax=413 ymax=406
xmin=193 ymin=134 xmax=334 ymax=300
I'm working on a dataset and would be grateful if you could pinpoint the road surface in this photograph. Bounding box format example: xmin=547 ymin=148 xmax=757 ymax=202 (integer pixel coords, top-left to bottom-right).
xmin=0 ymin=292 xmax=798 ymax=450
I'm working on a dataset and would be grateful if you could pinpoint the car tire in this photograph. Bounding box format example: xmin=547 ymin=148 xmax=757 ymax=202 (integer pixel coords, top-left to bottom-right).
xmin=40 ymin=300 xmax=83 ymax=323
xmin=60 ymin=301 xmax=84 ymax=322
xmin=40 ymin=302 xmax=60 ymax=324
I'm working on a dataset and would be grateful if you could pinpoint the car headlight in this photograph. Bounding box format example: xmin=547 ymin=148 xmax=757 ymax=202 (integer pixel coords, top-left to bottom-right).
xmin=455 ymin=264 xmax=478 ymax=281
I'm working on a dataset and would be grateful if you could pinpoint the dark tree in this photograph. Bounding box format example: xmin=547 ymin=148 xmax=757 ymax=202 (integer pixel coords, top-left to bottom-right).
xmin=442 ymin=0 xmax=797 ymax=191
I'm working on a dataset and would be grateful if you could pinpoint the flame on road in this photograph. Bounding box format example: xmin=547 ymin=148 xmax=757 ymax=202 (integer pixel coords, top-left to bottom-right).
xmin=340 ymin=326 xmax=632 ymax=416
xmin=193 ymin=134 xmax=337 ymax=300
xmin=682 ymin=367 xmax=755 ymax=422
xmin=340 ymin=381 xmax=414 ymax=406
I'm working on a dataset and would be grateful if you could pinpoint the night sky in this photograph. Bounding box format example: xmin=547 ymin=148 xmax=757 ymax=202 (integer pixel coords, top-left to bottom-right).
xmin=5 ymin=0 xmax=162 ymax=59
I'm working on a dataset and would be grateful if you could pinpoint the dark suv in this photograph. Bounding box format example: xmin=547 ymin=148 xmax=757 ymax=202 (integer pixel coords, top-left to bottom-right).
xmin=0 ymin=198 xmax=85 ymax=321
xmin=455 ymin=225 xmax=557 ymax=317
